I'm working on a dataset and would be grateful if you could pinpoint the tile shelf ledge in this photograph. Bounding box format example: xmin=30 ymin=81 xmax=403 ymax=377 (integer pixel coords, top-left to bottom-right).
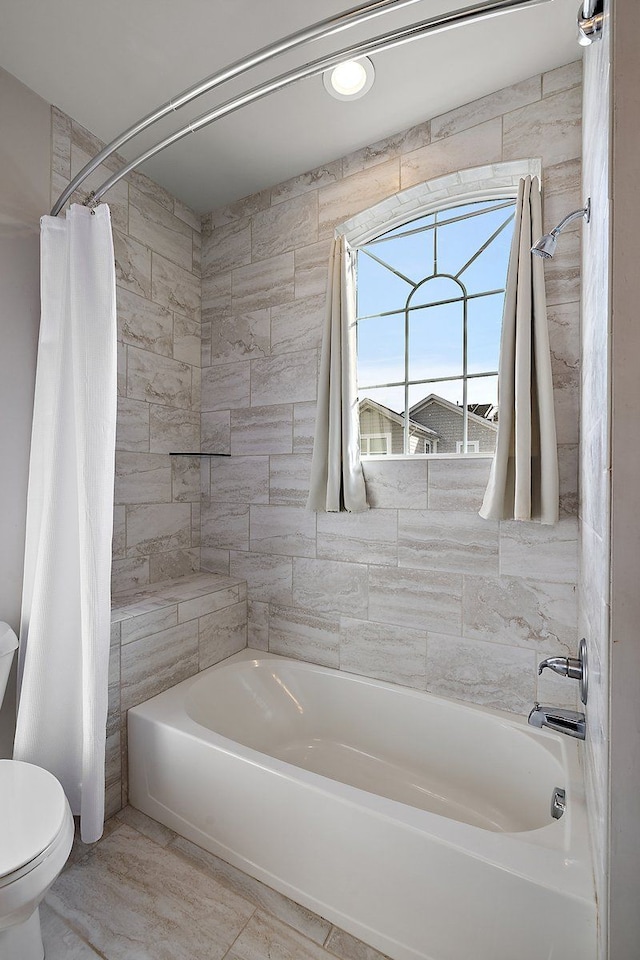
xmin=169 ymin=452 xmax=231 ymax=456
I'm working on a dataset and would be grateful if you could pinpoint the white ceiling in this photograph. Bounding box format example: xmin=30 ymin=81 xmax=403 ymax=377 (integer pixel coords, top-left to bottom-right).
xmin=0 ymin=0 xmax=580 ymax=213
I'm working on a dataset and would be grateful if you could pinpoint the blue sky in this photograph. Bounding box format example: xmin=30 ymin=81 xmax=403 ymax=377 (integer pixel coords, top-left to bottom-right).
xmin=356 ymin=200 xmax=514 ymax=412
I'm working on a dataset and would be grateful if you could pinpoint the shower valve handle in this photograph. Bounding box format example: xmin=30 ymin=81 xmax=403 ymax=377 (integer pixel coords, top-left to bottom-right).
xmin=537 ymin=640 xmax=588 ymax=706
xmin=538 ymin=656 xmax=582 ymax=679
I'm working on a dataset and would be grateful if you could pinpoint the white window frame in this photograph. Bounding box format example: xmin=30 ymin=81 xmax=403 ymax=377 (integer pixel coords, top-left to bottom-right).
xmin=361 ymin=432 xmax=392 ymax=456
xmin=356 ymin=200 xmax=513 ymax=455
xmin=338 ymin=160 xmax=541 ymax=459
xmin=456 ymin=440 xmax=480 ymax=453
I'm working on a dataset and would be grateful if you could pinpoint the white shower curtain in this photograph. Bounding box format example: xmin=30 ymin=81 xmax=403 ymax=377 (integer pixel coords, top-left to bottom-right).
xmin=479 ymin=176 xmax=558 ymax=524
xmin=14 ymin=204 xmax=117 ymax=843
xmin=307 ymin=236 xmax=368 ymax=512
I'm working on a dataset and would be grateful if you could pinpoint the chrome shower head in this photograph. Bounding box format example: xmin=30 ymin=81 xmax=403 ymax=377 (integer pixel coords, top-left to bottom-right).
xmin=531 ymin=199 xmax=590 ymax=260
xmin=531 ymin=231 xmax=558 ymax=259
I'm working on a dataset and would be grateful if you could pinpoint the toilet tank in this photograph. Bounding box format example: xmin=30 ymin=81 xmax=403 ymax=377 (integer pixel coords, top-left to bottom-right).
xmin=0 ymin=622 xmax=19 ymax=708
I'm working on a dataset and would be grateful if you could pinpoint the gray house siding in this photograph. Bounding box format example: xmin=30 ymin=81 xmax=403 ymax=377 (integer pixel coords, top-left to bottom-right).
xmin=411 ymin=402 xmax=497 ymax=453
xmin=359 ymin=406 xmax=431 ymax=454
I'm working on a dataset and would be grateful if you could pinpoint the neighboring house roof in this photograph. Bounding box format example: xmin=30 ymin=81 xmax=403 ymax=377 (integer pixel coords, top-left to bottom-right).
xmin=408 ymin=393 xmax=498 ymax=432
xmin=359 ymin=397 xmax=439 ymax=439
xmin=467 ymin=402 xmax=498 ymax=422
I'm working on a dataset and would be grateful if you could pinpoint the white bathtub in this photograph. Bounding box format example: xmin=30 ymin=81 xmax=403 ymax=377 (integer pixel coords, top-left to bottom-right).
xmin=128 ymin=649 xmax=596 ymax=960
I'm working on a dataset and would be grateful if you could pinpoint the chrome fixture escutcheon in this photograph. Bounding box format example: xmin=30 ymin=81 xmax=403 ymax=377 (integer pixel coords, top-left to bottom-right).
xmin=578 ymin=637 xmax=588 ymax=704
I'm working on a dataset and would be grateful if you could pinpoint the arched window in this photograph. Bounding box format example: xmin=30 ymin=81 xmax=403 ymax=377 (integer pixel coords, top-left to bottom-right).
xmin=356 ymin=197 xmax=516 ymax=456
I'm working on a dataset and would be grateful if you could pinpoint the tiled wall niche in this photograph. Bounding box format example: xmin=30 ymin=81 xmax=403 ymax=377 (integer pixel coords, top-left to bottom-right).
xmin=51 ymin=110 xmax=203 ymax=596
xmin=200 ymin=61 xmax=584 ymax=716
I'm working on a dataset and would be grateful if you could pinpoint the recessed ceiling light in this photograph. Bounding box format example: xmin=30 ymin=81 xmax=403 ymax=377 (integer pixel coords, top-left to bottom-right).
xmin=323 ymin=57 xmax=375 ymax=101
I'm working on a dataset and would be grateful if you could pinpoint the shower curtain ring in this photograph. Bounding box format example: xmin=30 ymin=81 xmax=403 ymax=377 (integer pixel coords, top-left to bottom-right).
xmin=84 ymin=191 xmax=100 ymax=214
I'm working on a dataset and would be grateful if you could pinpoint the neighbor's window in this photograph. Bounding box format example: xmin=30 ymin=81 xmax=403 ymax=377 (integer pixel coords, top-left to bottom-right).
xmin=361 ymin=433 xmax=392 ymax=455
xmin=456 ymin=440 xmax=480 ymax=454
xmin=356 ymin=198 xmax=515 ymax=455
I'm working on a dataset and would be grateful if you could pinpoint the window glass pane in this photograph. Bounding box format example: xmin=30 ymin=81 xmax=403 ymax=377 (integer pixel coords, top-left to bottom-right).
xmin=467 ymin=374 xmax=498 ymax=409
xmin=409 ymin=379 xmax=463 ymax=410
xmin=410 ymin=275 xmax=462 ymax=309
xmin=374 ymin=212 xmax=435 ymax=240
xmin=408 ymin=302 xmax=463 ymax=382
xmin=408 ymin=380 xmax=464 ymax=454
xmin=357 ymin=313 xmax=405 ymax=388
xmin=368 ymin=436 xmax=388 ymax=454
xmin=466 ymin=375 xmax=498 ymax=453
xmin=438 ymin=199 xmax=507 ymax=223
xmin=356 ymin=252 xmax=412 ymax=317
xmin=456 ymin=217 xmax=514 ymax=293
xmin=359 ymin=384 xmax=405 ymax=414
xmin=362 ymin=230 xmax=429 ymax=285
xmin=437 ymin=205 xmax=514 ymax=280
xmin=467 ymin=293 xmax=503 ymax=374
xmin=358 ymin=386 xmax=405 ymax=455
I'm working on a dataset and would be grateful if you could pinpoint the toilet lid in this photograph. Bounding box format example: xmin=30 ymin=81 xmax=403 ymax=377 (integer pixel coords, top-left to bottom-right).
xmin=0 ymin=760 xmax=69 ymax=878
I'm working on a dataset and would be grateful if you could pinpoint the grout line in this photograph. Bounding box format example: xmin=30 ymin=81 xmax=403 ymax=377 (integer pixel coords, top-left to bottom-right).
xmin=164 ymin=835 xmax=261 ymax=919
xmin=44 ymin=900 xmax=112 ymax=960
xmin=219 ymin=907 xmax=258 ymax=960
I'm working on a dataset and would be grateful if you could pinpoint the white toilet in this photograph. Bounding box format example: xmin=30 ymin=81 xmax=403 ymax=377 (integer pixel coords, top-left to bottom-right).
xmin=0 ymin=622 xmax=74 ymax=960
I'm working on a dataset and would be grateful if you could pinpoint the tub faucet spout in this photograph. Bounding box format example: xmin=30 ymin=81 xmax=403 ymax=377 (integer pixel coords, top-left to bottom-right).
xmin=528 ymin=703 xmax=586 ymax=740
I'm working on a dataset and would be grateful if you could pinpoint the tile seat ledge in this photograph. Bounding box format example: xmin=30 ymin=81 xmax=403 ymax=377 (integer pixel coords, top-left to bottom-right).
xmin=111 ymin=571 xmax=247 ymax=623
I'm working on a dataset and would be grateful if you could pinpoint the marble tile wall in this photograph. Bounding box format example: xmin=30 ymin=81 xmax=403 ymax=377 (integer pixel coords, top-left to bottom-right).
xmin=107 ymin=572 xmax=248 ymax=815
xmin=50 ymin=110 xmax=206 ymax=819
xmin=200 ymin=63 xmax=583 ymax=717
xmin=50 ymin=109 xmax=202 ymax=596
xmin=580 ymin=9 xmax=611 ymax=956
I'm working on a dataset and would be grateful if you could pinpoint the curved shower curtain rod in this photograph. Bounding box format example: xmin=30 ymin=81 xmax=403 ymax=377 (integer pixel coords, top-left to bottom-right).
xmin=50 ymin=0 xmax=550 ymax=217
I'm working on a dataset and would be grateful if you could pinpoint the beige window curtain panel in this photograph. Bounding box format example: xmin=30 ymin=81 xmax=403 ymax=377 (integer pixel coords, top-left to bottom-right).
xmin=307 ymin=236 xmax=368 ymax=513
xmin=480 ymin=175 xmax=559 ymax=524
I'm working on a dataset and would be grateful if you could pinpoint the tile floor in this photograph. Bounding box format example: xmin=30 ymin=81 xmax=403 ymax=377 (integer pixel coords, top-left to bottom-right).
xmin=43 ymin=806 xmax=390 ymax=960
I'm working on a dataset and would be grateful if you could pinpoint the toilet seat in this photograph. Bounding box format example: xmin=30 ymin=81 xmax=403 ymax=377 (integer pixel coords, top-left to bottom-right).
xmin=0 ymin=760 xmax=70 ymax=884
xmin=0 ymin=817 xmax=71 ymax=889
